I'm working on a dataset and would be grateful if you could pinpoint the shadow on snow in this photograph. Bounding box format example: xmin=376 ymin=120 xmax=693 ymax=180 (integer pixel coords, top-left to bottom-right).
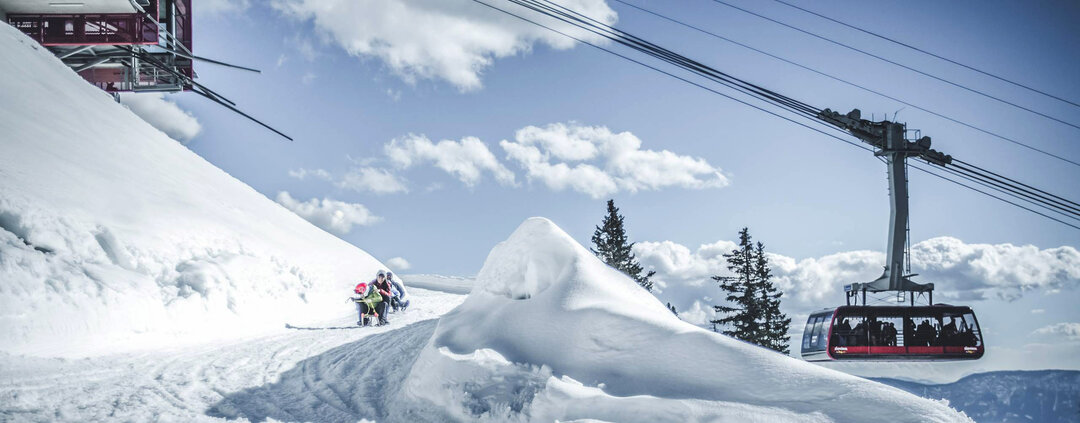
xmin=206 ymin=319 xmax=439 ymax=423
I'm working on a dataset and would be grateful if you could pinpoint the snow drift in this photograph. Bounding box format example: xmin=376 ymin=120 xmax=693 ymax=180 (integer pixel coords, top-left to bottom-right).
xmin=402 ymin=217 xmax=973 ymax=422
xmin=0 ymin=23 xmax=384 ymax=357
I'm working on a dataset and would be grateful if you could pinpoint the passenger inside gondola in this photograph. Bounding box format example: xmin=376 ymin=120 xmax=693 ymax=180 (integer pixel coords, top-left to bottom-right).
xmin=852 ymin=319 xmax=868 ymax=346
xmin=837 ymin=318 xmax=852 ymax=346
xmin=914 ymin=319 xmax=937 ymax=346
xmin=903 ymin=317 xmax=915 ymax=345
xmin=940 ymin=317 xmax=959 ymax=345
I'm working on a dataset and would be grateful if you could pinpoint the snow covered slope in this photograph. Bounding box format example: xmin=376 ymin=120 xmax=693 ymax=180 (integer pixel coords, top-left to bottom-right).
xmin=0 ymin=22 xmax=384 ymax=357
xmin=403 ymin=217 xmax=974 ymax=422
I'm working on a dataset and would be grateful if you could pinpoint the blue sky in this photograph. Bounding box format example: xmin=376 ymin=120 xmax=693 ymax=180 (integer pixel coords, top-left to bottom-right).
xmin=134 ymin=0 xmax=1079 ymax=376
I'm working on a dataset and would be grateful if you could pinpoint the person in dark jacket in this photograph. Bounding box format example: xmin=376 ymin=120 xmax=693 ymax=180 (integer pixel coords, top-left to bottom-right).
xmin=386 ymin=271 xmax=410 ymax=312
xmin=372 ymin=270 xmax=393 ymax=325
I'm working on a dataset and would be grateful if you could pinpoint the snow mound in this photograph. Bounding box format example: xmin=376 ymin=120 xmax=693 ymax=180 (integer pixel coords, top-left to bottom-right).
xmin=0 ymin=23 xmax=384 ymax=357
xmin=402 ymin=217 xmax=973 ymax=422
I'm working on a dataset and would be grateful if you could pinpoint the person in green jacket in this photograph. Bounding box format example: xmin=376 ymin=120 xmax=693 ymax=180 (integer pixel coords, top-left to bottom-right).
xmin=353 ymin=273 xmax=385 ymax=326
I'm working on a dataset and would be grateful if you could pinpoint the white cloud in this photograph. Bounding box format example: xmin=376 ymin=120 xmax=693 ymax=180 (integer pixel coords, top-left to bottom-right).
xmin=910 ymin=237 xmax=1080 ymax=300
xmin=270 ymin=0 xmax=616 ymax=91
xmin=275 ymin=191 xmax=380 ymax=235
xmin=289 ymin=167 xmax=408 ymax=194
xmin=1031 ymin=309 xmax=1045 ymax=314
xmin=501 ymin=123 xmax=728 ymax=199
xmin=635 ymin=237 xmax=1080 ymax=328
xmin=289 ymin=168 xmax=333 ymax=181
xmin=197 ymin=0 xmax=251 ymax=16
xmin=1033 ymin=322 xmax=1080 ymax=341
xmin=386 ymin=257 xmax=411 ymax=271
xmin=119 ymin=93 xmax=201 ymax=143
xmin=338 ymin=167 xmax=410 ymax=194
xmin=386 ymin=134 xmax=516 ymax=187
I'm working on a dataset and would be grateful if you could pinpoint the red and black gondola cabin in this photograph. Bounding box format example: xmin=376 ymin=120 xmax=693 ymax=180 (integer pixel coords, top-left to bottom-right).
xmin=801 ymin=305 xmax=984 ymax=361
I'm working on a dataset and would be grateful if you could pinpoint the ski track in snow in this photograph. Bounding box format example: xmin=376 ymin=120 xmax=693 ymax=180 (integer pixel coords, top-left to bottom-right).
xmin=0 ymin=288 xmax=464 ymax=423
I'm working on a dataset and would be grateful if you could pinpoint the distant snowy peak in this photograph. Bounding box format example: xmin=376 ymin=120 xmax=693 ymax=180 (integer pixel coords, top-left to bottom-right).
xmin=402 ymin=217 xmax=973 ymax=422
xmin=874 ymin=370 xmax=1080 ymax=423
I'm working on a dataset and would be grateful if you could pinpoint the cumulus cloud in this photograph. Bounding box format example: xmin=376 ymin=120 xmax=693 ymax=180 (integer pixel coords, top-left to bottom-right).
xmin=1032 ymin=323 xmax=1080 ymax=341
xmin=635 ymin=237 xmax=1080 ymax=327
xmin=386 ymin=134 xmax=516 ymax=187
xmin=197 ymin=0 xmax=251 ymax=16
xmin=119 ymin=93 xmax=201 ymax=143
xmin=270 ymin=0 xmax=616 ymax=91
xmin=339 ymin=167 xmax=410 ymax=194
xmin=910 ymin=237 xmax=1080 ymax=301
xmin=275 ymin=191 xmax=381 ymax=235
xmin=501 ymin=123 xmax=728 ymax=199
xmin=289 ymin=168 xmax=333 ymax=181
xmin=386 ymin=257 xmax=411 ymax=271
xmin=289 ymin=167 xmax=408 ymax=194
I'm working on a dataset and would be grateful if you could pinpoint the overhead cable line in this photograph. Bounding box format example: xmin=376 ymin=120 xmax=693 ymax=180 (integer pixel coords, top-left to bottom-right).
xmin=707 ymin=0 xmax=1080 ymax=132
xmin=498 ymin=0 xmax=1080 ymax=224
xmin=953 ymin=159 xmax=1080 ymax=214
xmin=611 ymin=0 xmax=1080 ymax=168
xmin=910 ymin=163 xmax=1080 ymax=230
xmin=943 ymin=164 xmax=1080 ymax=220
xmin=473 ymin=0 xmax=1080 ymax=230
xmin=469 ymin=0 xmax=868 ymax=149
xmin=505 ymin=0 xmax=825 ymax=120
xmin=770 ymin=0 xmax=1080 ymax=110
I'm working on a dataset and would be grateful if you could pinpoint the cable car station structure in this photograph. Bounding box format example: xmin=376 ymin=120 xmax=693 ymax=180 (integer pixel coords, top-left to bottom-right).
xmin=1 ymin=0 xmax=291 ymax=140
xmin=3 ymin=0 xmax=193 ymax=93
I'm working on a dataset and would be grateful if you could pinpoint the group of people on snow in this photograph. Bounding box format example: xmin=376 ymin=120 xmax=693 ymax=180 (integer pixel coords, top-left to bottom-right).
xmin=352 ymin=270 xmax=410 ymax=326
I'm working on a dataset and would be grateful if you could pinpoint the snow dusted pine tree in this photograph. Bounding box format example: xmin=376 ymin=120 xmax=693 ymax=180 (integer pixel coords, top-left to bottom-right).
xmin=591 ymin=199 xmax=655 ymax=291
xmin=755 ymin=241 xmax=791 ymax=354
xmin=711 ymin=228 xmax=760 ymax=342
xmin=711 ymin=228 xmax=790 ymax=354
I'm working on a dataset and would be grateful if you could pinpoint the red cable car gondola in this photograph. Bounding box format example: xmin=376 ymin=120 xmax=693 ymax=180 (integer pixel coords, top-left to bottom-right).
xmin=798 ymin=111 xmax=986 ymax=363
xmin=801 ymin=305 xmax=984 ymax=361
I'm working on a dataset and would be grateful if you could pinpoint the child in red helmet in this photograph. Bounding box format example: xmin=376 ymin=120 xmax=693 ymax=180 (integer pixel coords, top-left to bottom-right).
xmin=352 ymin=274 xmax=385 ymax=326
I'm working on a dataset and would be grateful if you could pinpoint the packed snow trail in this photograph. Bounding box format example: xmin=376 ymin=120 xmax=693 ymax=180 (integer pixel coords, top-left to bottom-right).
xmin=0 ymin=288 xmax=464 ymax=422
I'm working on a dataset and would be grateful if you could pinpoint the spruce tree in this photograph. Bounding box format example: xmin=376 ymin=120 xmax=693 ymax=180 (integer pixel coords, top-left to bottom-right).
xmin=710 ymin=228 xmax=790 ymax=354
xmin=754 ymin=241 xmax=791 ymax=354
xmin=711 ymin=227 xmax=759 ymax=342
xmin=591 ymin=199 xmax=655 ymax=291
xmin=666 ymin=302 xmax=679 ymax=316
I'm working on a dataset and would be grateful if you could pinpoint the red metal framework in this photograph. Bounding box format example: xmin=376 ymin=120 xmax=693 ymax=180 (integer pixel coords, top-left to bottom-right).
xmin=7 ymin=1 xmax=160 ymax=46
xmin=6 ymin=0 xmax=193 ymax=92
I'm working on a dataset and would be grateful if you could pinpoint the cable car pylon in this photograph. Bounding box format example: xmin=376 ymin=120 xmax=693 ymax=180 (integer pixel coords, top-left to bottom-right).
xmin=801 ymin=109 xmax=985 ymax=362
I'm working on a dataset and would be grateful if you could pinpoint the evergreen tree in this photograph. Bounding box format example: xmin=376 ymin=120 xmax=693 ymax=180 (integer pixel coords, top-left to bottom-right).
xmin=754 ymin=241 xmax=791 ymax=354
xmin=591 ymin=199 xmax=655 ymax=291
xmin=711 ymin=227 xmax=759 ymax=342
xmin=666 ymin=302 xmax=679 ymax=316
xmin=710 ymin=228 xmax=790 ymax=354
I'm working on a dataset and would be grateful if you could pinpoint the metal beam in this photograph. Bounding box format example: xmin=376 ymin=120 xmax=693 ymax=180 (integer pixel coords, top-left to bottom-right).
xmin=59 ymin=45 xmax=95 ymax=59
xmin=73 ymin=57 xmax=113 ymax=73
xmin=157 ymin=46 xmax=260 ymax=73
